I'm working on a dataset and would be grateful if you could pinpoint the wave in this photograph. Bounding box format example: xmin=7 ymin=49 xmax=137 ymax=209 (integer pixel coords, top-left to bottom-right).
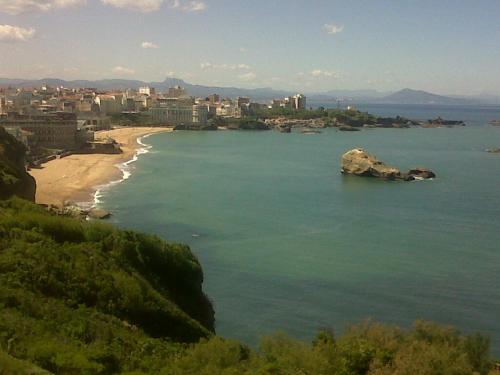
xmin=85 ymin=133 xmax=156 ymax=208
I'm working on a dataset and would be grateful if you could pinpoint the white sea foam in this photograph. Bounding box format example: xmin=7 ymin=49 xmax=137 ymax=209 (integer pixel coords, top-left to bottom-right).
xmin=89 ymin=133 xmax=156 ymax=208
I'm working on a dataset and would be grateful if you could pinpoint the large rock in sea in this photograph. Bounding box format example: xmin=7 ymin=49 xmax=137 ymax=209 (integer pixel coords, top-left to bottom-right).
xmin=341 ymin=148 xmax=403 ymax=180
xmin=341 ymin=148 xmax=435 ymax=181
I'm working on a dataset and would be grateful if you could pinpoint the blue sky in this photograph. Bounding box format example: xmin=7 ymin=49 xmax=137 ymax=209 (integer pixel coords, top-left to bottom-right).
xmin=0 ymin=0 xmax=499 ymax=94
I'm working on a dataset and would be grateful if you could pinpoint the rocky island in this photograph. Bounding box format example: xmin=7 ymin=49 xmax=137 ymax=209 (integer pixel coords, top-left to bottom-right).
xmin=341 ymin=148 xmax=436 ymax=181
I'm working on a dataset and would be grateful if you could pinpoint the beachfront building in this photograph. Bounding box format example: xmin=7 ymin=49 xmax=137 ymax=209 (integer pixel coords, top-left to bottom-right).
xmin=0 ymin=112 xmax=78 ymax=149
xmin=139 ymin=86 xmax=155 ymax=96
xmin=0 ymin=96 xmax=6 ymax=115
xmin=150 ymin=105 xmax=193 ymax=125
xmin=271 ymin=94 xmax=307 ymax=110
xmin=95 ymin=94 xmax=124 ymax=115
xmin=150 ymin=104 xmax=208 ymax=126
xmin=77 ymin=113 xmax=111 ymax=131
xmin=192 ymin=105 xmax=208 ymax=124
xmin=208 ymin=94 xmax=220 ymax=104
xmin=216 ymin=102 xmax=242 ymax=118
xmin=236 ymin=96 xmax=250 ymax=108
xmin=167 ymin=85 xmax=187 ymax=99
xmin=293 ymin=94 xmax=306 ymax=110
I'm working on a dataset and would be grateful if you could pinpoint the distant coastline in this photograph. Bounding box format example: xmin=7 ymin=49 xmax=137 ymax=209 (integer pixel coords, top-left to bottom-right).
xmin=30 ymin=127 xmax=171 ymax=208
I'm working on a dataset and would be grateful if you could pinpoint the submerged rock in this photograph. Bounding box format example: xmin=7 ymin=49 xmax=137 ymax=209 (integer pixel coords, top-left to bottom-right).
xmin=405 ymin=168 xmax=436 ymax=180
xmin=88 ymin=208 xmax=112 ymax=220
xmin=338 ymin=125 xmax=361 ymax=131
xmin=486 ymin=148 xmax=500 ymax=153
xmin=341 ymin=148 xmax=435 ymax=181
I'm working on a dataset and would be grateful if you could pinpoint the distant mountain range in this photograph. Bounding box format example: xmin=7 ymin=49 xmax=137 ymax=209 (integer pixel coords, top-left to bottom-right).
xmin=373 ymin=88 xmax=475 ymax=105
xmin=1 ymin=77 xmax=499 ymax=105
xmin=0 ymin=77 xmax=290 ymax=102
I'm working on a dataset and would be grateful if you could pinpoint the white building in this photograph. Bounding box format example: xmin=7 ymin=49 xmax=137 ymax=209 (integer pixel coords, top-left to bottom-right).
xmin=139 ymin=86 xmax=155 ymax=96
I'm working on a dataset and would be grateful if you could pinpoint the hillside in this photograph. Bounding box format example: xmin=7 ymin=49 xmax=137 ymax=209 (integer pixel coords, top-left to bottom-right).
xmin=0 ymin=126 xmax=36 ymax=201
xmin=0 ymin=77 xmax=291 ymax=101
xmin=3 ymin=77 xmax=497 ymax=104
xmin=378 ymin=88 xmax=475 ymax=105
xmin=0 ymin=198 xmax=216 ymax=373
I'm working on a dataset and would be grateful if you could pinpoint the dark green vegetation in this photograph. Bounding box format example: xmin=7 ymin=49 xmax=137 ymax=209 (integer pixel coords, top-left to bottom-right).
xmin=213 ymin=117 xmax=270 ymax=130
xmin=0 ymin=199 xmax=496 ymax=374
xmin=0 ymin=127 xmax=36 ymax=201
xmin=249 ymin=106 xmax=417 ymax=128
xmin=0 ymin=198 xmax=214 ymax=373
xmin=109 ymin=113 xmax=153 ymax=126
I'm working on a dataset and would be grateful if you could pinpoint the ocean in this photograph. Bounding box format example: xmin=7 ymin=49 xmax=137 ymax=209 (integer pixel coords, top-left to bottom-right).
xmin=100 ymin=104 xmax=500 ymax=353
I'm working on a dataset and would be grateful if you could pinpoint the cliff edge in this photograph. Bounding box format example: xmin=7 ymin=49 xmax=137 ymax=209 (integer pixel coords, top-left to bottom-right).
xmin=0 ymin=126 xmax=36 ymax=201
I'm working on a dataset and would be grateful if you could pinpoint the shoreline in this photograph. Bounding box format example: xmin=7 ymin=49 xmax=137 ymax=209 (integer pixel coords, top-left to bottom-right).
xmin=30 ymin=127 xmax=172 ymax=208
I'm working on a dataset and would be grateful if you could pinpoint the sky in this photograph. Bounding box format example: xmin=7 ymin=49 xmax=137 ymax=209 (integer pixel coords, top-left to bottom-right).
xmin=0 ymin=0 xmax=499 ymax=95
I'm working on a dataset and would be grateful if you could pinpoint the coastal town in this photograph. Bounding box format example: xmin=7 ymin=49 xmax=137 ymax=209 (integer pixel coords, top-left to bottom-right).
xmin=0 ymin=84 xmax=309 ymax=160
xmin=0 ymin=83 xmax=469 ymax=165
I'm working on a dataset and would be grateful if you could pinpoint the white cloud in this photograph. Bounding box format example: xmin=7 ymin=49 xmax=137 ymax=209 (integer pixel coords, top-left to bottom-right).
xmin=0 ymin=0 xmax=206 ymax=13
xmin=200 ymin=62 xmax=251 ymax=70
xmin=238 ymin=72 xmax=257 ymax=81
xmin=0 ymin=0 xmax=85 ymax=14
xmin=323 ymin=23 xmax=344 ymax=34
xmin=170 ymin=0 xmax=206 ymax=12
xmin=165 ymin=71 xmax=175 ymax=77
xmin=239 ymin=47 xmax=247 ymax=53
xmin=311 ymin=69 xmax=337 ymax=78
xmin=101 ymin=0 xmax=163 ymax=12
xmin=141 ymin=41 xmax=159 ymax=49
xmin=0 ymin=24 xmax=35 ymax=42
xmin=112 ymin=66 xmax=135 ymax=75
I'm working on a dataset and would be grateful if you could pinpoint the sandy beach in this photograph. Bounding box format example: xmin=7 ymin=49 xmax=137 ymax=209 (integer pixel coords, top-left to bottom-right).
xmin=30 ymin=127 xmax=172 ymax=207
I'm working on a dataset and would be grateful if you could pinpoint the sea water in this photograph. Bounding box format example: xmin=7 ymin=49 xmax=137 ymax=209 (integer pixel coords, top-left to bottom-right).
xmin=101 ymin=105 xmax=500 ymax=353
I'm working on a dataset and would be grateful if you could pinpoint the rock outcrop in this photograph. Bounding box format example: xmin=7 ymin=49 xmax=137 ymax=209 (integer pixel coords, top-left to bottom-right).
xmin=338 ymin=125 xmax=361 ymax=131
xmin=341 ymin=148 xmax=435 ymax=181
xmin=0 ymin=126 xmax=36 ymax=201
xmin=405 ymin=168 xmax=436 ymax=180
xmin=88 ymin=207 xmax=112 ymax=219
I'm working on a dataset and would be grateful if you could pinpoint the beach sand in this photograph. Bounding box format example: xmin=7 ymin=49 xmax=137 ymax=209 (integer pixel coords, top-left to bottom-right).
xmin=30 ymin=127 xmax=172 ymax=207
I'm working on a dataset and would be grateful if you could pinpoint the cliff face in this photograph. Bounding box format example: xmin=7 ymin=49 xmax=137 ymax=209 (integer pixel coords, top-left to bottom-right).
xmin=0 ymin=126 xmax=36 ymax=201
xmin=0 ymin=199 xmax=215 ymax=345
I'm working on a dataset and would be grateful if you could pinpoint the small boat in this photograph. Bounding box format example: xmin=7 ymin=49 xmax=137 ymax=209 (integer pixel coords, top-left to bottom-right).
xmin=490 ymin=120 xmax=500 ymax=126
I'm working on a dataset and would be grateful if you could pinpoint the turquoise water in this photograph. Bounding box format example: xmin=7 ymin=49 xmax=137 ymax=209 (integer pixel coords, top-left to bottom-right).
xmin=102 ymin=122 xmax=500 ymax=353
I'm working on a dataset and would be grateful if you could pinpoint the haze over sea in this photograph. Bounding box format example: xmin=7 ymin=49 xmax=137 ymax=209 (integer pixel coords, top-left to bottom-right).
xmin=101 ymin=104 xmax=500 ymax=353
